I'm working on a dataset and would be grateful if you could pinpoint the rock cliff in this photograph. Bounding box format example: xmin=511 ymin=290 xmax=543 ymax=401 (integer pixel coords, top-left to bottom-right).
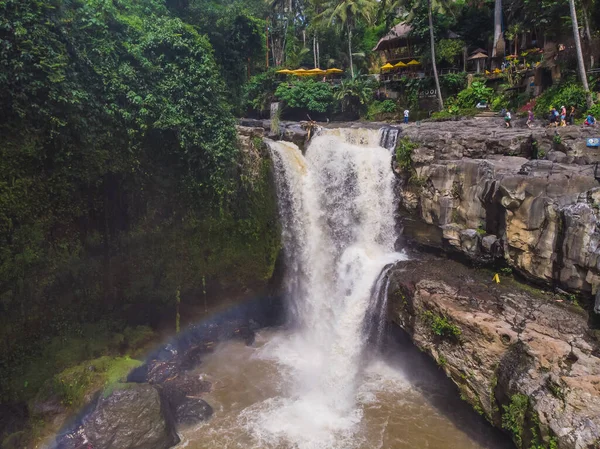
xmin=398 ymin=118 xmax=600 ymax=301
xmin=387 ymin=255 xmax=600 ymax=449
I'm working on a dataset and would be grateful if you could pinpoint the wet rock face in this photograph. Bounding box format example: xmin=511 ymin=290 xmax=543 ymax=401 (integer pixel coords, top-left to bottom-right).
xmin=83 ymin=384 xmax=179 ymax=449
xmin=388 ymin=256 xmax=600 ymax=449
xmin=399 ymin=119 xmax=600 ymax=300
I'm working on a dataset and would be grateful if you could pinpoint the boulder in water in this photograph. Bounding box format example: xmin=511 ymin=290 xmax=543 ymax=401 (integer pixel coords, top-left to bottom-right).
xmin=82 ymin=384 xmax=179 ymax=449
xmin=160 ymin=373 xmax=213 ymax=426
xmin=173 ymin=397 xmax=213 ymax=426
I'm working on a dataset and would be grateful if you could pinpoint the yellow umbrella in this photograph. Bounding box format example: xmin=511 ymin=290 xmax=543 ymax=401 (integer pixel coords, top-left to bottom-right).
xmin=381 ymin=63 xmax=394 ymax=70
xmin=407 ymin=59 xmax=421 ymax=66
xmin=325 ymin=68 xmax=344 ymax=74
xmin=306 ymin=68 xmax=327 ymax=76
xmin=394 ymin=61 xmax=408 ymax=68
xmin=291 ymin=69 xmax=310 ymax=76
xmin=276 ymin=69 xmax=293 ymax=74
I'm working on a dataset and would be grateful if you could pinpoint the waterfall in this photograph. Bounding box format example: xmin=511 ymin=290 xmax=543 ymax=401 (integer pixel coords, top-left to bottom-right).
xmin=378 ymin=126 xmax=401 ymax=151
xmin=255 ymin=128 xmax=406 ymax=448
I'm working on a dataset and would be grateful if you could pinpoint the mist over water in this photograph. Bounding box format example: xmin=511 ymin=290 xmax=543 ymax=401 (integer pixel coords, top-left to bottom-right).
xmin=179 ymin=129 xmax=511 ymax=449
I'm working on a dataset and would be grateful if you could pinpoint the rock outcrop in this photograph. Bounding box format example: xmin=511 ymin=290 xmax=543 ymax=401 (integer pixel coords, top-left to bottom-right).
xmin=82 ymin=384 xmax=179 ymax=449
xmin=388 ymin=255 xmax=600 ymax=449
xmin=398 ymin=118 xmax=600 ymax=299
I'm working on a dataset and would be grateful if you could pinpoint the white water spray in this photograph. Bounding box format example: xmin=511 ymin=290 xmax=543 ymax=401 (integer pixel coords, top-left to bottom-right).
xmin=248 ymin=128 xmax=405 ymax=448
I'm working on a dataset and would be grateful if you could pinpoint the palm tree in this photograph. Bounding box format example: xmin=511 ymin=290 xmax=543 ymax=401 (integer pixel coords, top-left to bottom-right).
xmin=320 ymin=0 xmax=377 ymax=77
xmin=568 ymin=0 xmax=593 ymax=108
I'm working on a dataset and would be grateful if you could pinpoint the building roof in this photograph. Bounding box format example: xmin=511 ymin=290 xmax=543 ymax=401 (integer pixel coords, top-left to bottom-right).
xmin=373 ymin=22 xmax=460 ymax=52
xmin=373 ymin=22 xmax=413 ymax=52
xmin=468 ymin=52 xmax=488 ymax=60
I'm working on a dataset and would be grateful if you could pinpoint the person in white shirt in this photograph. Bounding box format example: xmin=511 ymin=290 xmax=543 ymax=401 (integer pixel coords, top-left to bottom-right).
xmin=403 ymin=109 xmax=409 ymax=124
xmin=504 ymin=110 xmax=512 ymax=128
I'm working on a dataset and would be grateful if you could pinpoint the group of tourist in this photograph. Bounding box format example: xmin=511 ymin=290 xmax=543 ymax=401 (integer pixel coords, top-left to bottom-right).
xmin=547 ymin=106 xmax=596 ymax=126
xmin=548 ymin=106 xmax=576 ymax=127
xmin=501 ymin=106 xmax=596 ymax=129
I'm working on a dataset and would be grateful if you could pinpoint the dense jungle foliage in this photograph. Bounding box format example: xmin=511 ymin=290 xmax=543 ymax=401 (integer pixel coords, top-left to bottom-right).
xmin=0 ymin=0 xmax=279 ymax=406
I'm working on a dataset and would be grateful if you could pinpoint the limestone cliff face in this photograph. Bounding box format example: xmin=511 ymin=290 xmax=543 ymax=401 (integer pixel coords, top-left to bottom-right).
xmin=399 ymin=119 xmax=600 ymax=296
xmin=388 ymin=256 xmax=600 ymax=449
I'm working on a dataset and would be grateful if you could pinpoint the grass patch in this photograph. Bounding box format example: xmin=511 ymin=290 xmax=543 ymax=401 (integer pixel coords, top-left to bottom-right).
xmin=48 ymin=356 xmax=143 ymax=407
xmin=421 ymin=310 xmax=462 ymax=340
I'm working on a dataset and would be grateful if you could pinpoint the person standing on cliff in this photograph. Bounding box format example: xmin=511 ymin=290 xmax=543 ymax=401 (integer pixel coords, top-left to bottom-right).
xmin=568 ymin=106 xmax=576 ymax=125
xmin=504 ymin=110 xmax=512 ymax=128
xmin=403 ymin=108 xmax=409 ymax=124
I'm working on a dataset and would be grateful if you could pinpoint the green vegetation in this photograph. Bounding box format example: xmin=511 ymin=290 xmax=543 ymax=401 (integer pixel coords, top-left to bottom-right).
xmin=534 ymin=83 xmax=588 ymax=117
xmin=275 ymin=80 xmax=335 ymax=113
xmin=455 ymin=81 xmax=494 ymax=109
xmin=502 ymin=393 xmax=529 ymax=447
xmin=0 ymin=0 xmax=281 ymax=406
xmin=395 ymin=137 xmax=419 ymax=171
xmin=421 ymin=310 xmax=462 ymax=340
xmin=366 ymin=100 xmax=398 ymax=120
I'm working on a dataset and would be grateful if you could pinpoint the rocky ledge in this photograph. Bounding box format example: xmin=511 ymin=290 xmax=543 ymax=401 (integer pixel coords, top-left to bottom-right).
xmin=398 ymin=118 xmax=600 ymax=309
xmin=387 ymin=254 xmax=600 ymax=449
xmin=50 ymin=296 xmax=281 ymax=449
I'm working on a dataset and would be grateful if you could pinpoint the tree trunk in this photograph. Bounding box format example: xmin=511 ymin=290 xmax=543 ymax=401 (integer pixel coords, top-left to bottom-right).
xmin=492 ymin=0 xmax=503 ymax=57
xmin=313 ymin=35 xmax=317 ymax=68
xmin=582 ymin=1 xmax=592 ymax=41
xmin=348 ymin=23 xmax=354 ymax=78
xmin=569 ymin=0 xmax=593 ymax=108
xmin=317 ymin=40 xmax=320 ymax=69
xmin=428 ymin=0 xmax=444 ymax=111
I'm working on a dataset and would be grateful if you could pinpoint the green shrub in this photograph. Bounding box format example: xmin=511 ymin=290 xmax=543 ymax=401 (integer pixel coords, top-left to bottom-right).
xmin=380 ymin=99 xmax=397 ymax=113
xmin=440 ymin=72 xmax=468 ymax=94
xmin=243 ymin=69 xmax=280 ymax=115
xmin=421 ymin=310 xmax=462 ymax=339
xmin=275 ymin=79 xmax=334 ymax=113
xmin=534 ymin=83 xmax=587 ymax=117
xmin=586 ymin=103 xmax=600 ymax=118
xmin=366 ymin=100 xmax=397 ymax=119
xmin=456 ymin=81 xmax=494 ymax=109
xmin=502 ymin=393 xmax=529 ymax=447
xmin=395 ymin=137 xmax=419 ymax=171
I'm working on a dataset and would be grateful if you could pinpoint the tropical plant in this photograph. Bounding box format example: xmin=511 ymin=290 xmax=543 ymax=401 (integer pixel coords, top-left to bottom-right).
xmin=333 ymin=77 xmax=374 ymax=112
xmin=455 ymin=81 xmax=494 ymax=108
xmin=319 ymin=0 xmax=378 ymax=77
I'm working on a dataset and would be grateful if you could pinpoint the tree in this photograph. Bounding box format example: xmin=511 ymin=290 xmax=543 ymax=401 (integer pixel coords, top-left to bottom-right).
xmin=568 ymin=0 xmax=594 ymax=108
xmin=428 ymin=0 xmax=444 ymax=111
xmin=320 ymin=0 xmax=377 ymax=77
xmin=492 ymin=0 xmax=504 ymax=58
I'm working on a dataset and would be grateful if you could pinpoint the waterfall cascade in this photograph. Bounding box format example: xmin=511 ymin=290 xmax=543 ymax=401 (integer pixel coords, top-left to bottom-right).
xmin=258 ymin=127 xmax=405 ymax=448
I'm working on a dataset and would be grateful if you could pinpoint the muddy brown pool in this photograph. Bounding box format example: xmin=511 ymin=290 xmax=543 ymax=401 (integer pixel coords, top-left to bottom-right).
xmin=176 ymin=329 xmax=513 ymax=449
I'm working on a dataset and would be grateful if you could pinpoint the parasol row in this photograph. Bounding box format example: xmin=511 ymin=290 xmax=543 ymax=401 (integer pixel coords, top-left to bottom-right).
xmin=276 ymin=68 xmax=344 ymax=76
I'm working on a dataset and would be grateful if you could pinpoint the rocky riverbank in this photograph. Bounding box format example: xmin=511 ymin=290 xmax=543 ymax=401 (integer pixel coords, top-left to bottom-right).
xmin=387 ymin=253 xmax=600 ymax=449
xmin=45 ymin=295 xmax=282 ymax=449
xmin=397 ymin=118 xmax=600 ymax=311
